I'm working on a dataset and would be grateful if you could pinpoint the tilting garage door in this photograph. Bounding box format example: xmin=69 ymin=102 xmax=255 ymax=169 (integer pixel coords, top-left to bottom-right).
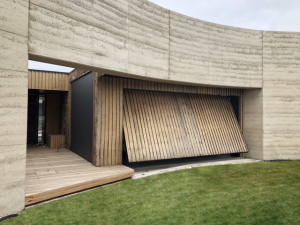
xmin=123 ymin=90 xmax=248 ymax=162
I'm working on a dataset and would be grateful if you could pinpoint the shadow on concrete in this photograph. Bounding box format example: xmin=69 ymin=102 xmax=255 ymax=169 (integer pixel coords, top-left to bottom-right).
xmin=124 ymin=154 xmax=260 ymax=180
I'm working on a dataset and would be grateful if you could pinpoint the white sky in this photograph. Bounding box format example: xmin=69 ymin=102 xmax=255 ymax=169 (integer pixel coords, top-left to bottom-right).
xmin=150 ymin=0 xmax=300 ymax=31
xmin=29 ymin=0 xmax=300 ymax=72
xmin=28 ymin=61 xmax=74 ymax=73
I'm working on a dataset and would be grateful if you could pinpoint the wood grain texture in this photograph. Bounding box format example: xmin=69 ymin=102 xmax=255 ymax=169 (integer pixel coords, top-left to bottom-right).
xmin=96 ymin=76 xmax=124 ymax=166
xmin=93 ymin=73 xmax=100 ymax=166
xmin=123 ymin=90 xmax=247 ymax=162
xmin=94 ymin=75 xmax=243 ymax=166
xmin=46 ymin=135 xmax=65 ymax=149
xmin=46 ymin=92 xmax=62 ymax=136
xmin=28 ymin=70 xmax=69 ymax=91
xmin=25 ymin=146 xmax=134 ymax=205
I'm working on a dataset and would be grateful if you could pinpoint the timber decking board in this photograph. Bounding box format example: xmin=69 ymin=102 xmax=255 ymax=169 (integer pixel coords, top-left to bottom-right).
xmin=123 ymin=90 xmax=247 ymax=162
xmin=25 ymin=146 xmax=134 ymax=205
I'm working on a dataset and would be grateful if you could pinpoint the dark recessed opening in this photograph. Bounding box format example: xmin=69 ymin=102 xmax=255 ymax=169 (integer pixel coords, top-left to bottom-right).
xmin=229 ymin=96 xmax=241 ymax=157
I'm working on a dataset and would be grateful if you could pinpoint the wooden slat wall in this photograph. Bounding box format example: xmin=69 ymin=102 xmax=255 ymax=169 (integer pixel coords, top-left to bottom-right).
xmin=46 ymin=93 xmax=61 ymax=135
xmin=93 ymin=73 xmax=100 ymax=166
xmin=190 ymin=94 xmax=247 ymax=156
xmin=96 ymin=76 xmax=124 ymax=166
xmin=66 ymin=82 xmax=72 ymax=148
xmin=28 ymin=70 xmax=69 ymax=91
xmin=123 ymin=90 xmax=247 ymax=162
xmin=94 ymin=75 xmax=243 ymax=166
xmin=121 ymin=78 xmax=242 ymax=96
xmin=46 ymin=135 xmax=65 ymax=149
xmin=60 ymin=92 xmax=69 ymax=138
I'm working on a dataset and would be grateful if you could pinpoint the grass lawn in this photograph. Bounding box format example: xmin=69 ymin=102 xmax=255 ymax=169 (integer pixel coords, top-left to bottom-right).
xmin=3 ymin=161 xmax=300 ymax=225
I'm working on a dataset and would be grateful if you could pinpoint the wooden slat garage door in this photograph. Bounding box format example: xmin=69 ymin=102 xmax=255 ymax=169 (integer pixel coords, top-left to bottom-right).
xmin=123 ymin=90 xmax=247 ymax=162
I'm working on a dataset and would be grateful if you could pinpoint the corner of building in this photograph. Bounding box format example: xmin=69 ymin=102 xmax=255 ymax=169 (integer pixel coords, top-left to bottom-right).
xmin=0 ymin=0 xmax=29 ymax=219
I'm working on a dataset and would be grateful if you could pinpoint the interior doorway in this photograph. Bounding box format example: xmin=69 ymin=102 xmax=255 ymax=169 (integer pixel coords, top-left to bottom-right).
xmin=26 ymin=89 xmax=68 ymax=147
xmin=27 ymin=90 xmax=46 ymax=145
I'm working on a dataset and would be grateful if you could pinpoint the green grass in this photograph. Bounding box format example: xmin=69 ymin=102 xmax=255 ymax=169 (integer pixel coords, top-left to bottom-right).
xmin=3 ymin=161 xmax=300 ymax=225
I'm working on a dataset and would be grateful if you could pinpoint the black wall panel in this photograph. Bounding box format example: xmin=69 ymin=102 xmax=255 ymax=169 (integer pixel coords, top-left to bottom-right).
xmin=71 ymin=72 xmax=94 ymax=162
xmin=27 ymin=90 xmax=39 ymax=144
xmin=229 ymin=96 xmax=240 ymax=124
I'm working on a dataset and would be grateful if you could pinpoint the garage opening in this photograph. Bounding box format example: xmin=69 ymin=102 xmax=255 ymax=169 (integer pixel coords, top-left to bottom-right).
xmin=123 ymin=90 xmax=247 ymax=163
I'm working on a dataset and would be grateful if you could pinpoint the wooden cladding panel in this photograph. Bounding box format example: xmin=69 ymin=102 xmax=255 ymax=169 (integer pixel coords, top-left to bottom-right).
xmin=28 ymin=70 xmax=69 ymax=91
xmin=94 ymin=75 xmax=243 ymax=166
xmin=123 ymin=90 xmax=247 ymax=162
xmin=190 ymin=95 xmax=247 ymax=156
xmin=46 ymin=93 xmax=61 ymax=135
xmin=97 ymin=77 xmax=123 ymax=166
xmin=121 ymin=78 xmax=242 ymax=96
xmin=46 ymin=135 xmax=65 ymax=149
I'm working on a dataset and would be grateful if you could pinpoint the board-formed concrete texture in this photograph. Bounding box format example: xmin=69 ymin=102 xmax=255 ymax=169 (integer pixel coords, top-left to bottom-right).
xmin=0 ymin=0 xmax=29 ymax=219
xmin=169 ymin=11 xmax=263 ymax=88
xmin=243 ymin=89 xmax=263 ymax=160
xmin=1 ymin=0 xmax=300 ymax=219
xmin=28 ymin=0 xmax=263 ymax=88
xmin=263 ymin=31 xmax=300 ymax=160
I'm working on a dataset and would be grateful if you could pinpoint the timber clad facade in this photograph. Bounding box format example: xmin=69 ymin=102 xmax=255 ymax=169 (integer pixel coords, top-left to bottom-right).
xmin=27 ymin=70 xmax=246 ymax=166
xmin=123 ymin=91 xmax=247 ymax=162
xmin=26 ymin=70 xmax=70 ymax=150
xmin=94 ymin=75 xmax=245 ymax=166
xmin=28 ymin=70 xmax=69 ymax=91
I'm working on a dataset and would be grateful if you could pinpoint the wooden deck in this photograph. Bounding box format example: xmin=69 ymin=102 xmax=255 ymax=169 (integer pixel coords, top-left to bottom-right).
xmin=25 ymin=146 xmax=134 ymax=205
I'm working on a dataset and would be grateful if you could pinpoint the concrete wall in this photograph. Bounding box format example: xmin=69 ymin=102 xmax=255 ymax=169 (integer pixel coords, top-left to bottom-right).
xmin=243 ymin=89 xmax=263 ymax=160
xmin=0 ymin=0 xmax=28 ymax=219
xmin=243 ymin=32 xmax=300 ymax=161
xmin=169 ymin=12 xmax=263 ymax=88
xmin=28 ymin=0 xmax=263 ymax=88
xmin=263 ymin=32 xmax=300 ymax=160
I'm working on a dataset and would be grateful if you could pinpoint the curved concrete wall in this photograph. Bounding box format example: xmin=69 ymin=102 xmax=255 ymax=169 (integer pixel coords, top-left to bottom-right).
xmin=169 ymin=12 xmax=262 ymax=88
xmin=28 ymin=0 xmax=263 ymax=88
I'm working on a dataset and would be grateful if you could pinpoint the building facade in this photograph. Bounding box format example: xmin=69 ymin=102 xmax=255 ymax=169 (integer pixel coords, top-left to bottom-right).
xmin=1 ymin=0 xmax=300 ymax=219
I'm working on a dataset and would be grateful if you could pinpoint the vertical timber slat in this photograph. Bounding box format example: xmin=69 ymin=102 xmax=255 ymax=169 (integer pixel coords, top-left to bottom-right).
xmin=94 ymin=76 xmax=244 ymax=166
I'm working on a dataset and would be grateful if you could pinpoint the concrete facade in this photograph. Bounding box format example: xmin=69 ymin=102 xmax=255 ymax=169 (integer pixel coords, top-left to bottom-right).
xmin=28 ymin=0 xmax=262 ymax=88
xmin=0 ymin=0 xmax=29 ymax=219
xmin=263 ymin=32 xmax=300 ymax=160
xmin=1 ymin=0 xmax=300 ymax=219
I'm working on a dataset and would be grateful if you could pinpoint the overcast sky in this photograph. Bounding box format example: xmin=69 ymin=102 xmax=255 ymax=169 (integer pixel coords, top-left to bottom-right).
xmin=29 ymin=0 xmax=300 ymax=72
